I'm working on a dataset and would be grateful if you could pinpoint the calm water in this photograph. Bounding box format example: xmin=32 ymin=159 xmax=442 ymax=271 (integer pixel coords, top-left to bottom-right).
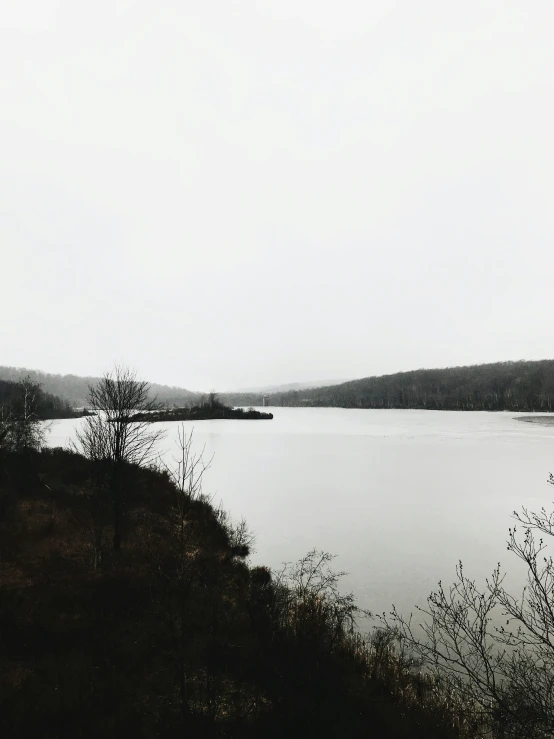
xmin=46 ymin=408 xmax=554 ymax=617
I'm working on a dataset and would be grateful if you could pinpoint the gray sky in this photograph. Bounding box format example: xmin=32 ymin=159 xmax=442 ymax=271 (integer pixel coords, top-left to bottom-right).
xmin=2 ymin=1 xmax=553 ymax=391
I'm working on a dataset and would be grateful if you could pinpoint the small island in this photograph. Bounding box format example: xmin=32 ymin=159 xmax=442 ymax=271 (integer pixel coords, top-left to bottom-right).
xmin=133 ymin=394 xmax=273 ymax=423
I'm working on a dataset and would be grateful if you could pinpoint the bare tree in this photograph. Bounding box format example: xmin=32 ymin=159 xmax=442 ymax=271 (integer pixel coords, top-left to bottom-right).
xmin=0 ymin=376 xmax=45 ymax=455
xmin=14 ymin=377 xmax=47 ymax=452
xmin=0 ymin=403 xmax=14 ymax=456
xmin=161 ymin=425 xmax=212 ymax=510
xmin=75 ymin=365 xmax=164 ymax=550
xmin=153 ymin=429 xmax=255 ymax=725
xmin=151 ymin=426 xmax=211 ymax=722
xmin=383 ymin=479 xmax=554 ymax=738
xmin=273 ymin=550 xmax=368 ymax=651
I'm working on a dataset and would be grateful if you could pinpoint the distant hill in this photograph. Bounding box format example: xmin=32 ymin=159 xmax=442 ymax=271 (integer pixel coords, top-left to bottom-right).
xmin=0 ymin=367 xmax=200 ymax=408
xmin=263 ymin=360 xmax=554 ymax=412
xmin=232 ymin=379 xmax=350 ymax=394
xmin=219 ymin=379 xmax=350 ymax=409
xmin=5 ymin=360 xmax=554 ymax=413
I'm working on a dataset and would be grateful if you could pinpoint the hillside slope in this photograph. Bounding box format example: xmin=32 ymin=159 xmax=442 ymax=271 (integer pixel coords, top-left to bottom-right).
xmin=233 ymin=379 xmax=350 ymax=394
xmin=0 ymin=447 xmax=464 ymax=738
xmin=261 ymin=359 xmax=554 ymax=411
xmin=0 ymin=366 xmax=200 ymax=407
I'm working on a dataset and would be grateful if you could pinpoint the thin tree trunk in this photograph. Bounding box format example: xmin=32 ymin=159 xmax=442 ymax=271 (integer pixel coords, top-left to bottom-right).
xmin=112 ymin=466 xmax=122 ymax=551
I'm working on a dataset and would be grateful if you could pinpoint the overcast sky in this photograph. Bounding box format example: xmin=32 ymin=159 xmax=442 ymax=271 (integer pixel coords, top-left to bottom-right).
xmin=1 ymin=1 xmax=553 ymax=390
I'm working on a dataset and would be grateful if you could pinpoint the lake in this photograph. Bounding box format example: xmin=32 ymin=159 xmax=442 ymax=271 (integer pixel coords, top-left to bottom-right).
xmin=46 ymin=408 xmax=554 ymax=619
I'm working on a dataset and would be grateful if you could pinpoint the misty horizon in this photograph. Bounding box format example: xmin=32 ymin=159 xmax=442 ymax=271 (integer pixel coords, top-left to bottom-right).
xmin=3 ymin=2 xmax=554 ymax=388
xmin=1 ymin=355 xmax=552 ymax=400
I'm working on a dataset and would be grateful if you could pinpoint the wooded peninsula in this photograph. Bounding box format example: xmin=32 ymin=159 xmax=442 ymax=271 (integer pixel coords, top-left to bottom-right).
xmin=133 ymin=395 xmax=273 ymax=423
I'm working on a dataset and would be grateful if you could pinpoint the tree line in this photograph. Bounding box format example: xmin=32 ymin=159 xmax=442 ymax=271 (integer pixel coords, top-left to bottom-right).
xmin=0 ymin=365 xmax=199 ymax=407
xmin=8 ymin=358 xmax=554 ymax=413
xmin=0 ymin=378 xmax=78 ymax=420
xmin=223 ymin=359 xmax=554 ymax=411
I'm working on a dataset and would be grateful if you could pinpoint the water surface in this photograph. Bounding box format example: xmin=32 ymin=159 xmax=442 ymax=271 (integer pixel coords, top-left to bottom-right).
xmin=47 ymin=408 xmax=554 ymax=617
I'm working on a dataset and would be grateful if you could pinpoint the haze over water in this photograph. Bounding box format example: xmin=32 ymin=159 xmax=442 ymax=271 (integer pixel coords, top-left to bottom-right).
xmin=47 ymin=408 xmax=554 ymax=617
